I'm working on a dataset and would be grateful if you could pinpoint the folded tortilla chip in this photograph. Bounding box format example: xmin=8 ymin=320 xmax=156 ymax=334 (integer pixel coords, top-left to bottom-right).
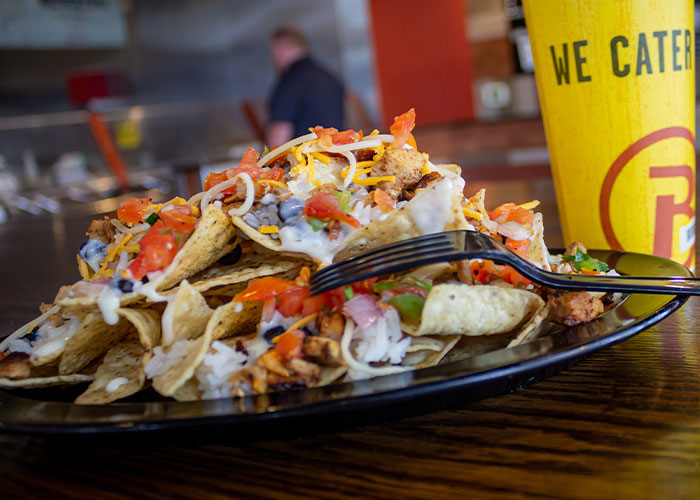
xmin=59 ymin=312 xmax=133 ymax=375
xmin=160 ymin=281 xmax=213 ymax=348
xmin=415 ymin=284 xmax=545 ymax=337
xmin=75 ymin=336 xmax=147 ymax=404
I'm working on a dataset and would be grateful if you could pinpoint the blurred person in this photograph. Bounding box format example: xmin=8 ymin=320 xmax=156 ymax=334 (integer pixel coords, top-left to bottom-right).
xmin=267 ymin=26 xmax=344 ymax=146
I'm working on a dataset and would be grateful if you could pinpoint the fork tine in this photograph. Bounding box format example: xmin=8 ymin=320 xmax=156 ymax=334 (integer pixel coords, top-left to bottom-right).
xmin=309 ymin=245 xmax=466 ymax=294
xmin=310 ymin=234 xmax=453 ymax=285
xmin=310 ymin=242 xmax=456 ymax=290
xmin=312 ymin=232 xmax=452 ymax=280
xmin=309 ymin=235 xmax=463 ymax=294
xmin=312 ymin=237 xmax=454 ymax=285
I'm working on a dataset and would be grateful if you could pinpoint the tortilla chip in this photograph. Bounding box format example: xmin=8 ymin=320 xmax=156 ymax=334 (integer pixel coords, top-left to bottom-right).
xmin=336 ymin=178 xmax=470 ymax=260
xmin=188 ymin=253 xmax=301 ymax=294
xmin=157 ymin=204 xmax=239 ymax=291
xmin=151 ymin=326 xmax=215 ymax=397
xmin=161 ymin=281 xmax=213 ymax=348
xmin=312 ymin=366 xmax=348 ymax=388
xmin=403 ymin=335 xmax=460 ymax=369
xmin=440 ymin=332 xmax=518 ymax=364
xmin=507 ymin=302 xmax=551 ymax=347
xmin=117 ymin=308 xmax=161 ymax=351
xmin=171 ymin=377 xmax=201 ymax=402
xmin=58 ymin=293 xmax=143 ymax=315
xmin=529 ymin=212 xmax=552 ymax=271
xmin=0 ymin=373 xmax=93 ymax=389
xmin=206 ymin=300 xmax=262 ymax=340
xmin=75 ymin=336 xmax=147 ymax=404
xmin=0 ymin=305 xmax=61 ymax=352
xmin=415 ymin=284 xmax=545 ymax=336
xmin=58 ymin=312 xmax=133 ymax=375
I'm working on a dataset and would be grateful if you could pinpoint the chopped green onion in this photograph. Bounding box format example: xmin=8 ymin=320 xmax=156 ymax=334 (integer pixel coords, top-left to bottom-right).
xmin=145 ymin=212 xmax=159 ymax=225
xmin=262 ymin=145 xmax=270 ymax=156
xmin=389 ymin=294 xmax=426 ymax=321
xmin=344 ymin=286 xmax=354 ymax=300
xmin=307 ymin=217 xmax=327 ymax=232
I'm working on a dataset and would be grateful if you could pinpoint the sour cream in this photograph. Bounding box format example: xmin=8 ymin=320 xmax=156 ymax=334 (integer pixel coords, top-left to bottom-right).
xmin=407 ymin=178 xmax=454 ymax=234
xmin=106 ymin=377 xmax=129 ymax=393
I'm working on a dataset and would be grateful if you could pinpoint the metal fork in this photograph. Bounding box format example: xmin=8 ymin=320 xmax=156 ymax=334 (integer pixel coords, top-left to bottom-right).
xmin=309 ymin=230 xmax=700 ymax=296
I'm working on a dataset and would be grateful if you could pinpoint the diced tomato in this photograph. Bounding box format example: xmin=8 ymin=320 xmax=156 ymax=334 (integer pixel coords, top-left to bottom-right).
xmin=274 ymin=330 xmax=305 ymax=361
xmin=228 ymin=147 xmax=262 ymax=179
xmin=373 ymin=189 xmax=394 ymax=211
xmin=406 ymin=133 xmax=418 ymax=150
xmin=277 ymin=287 xmax=310 ymax=318
xmin=128 ymin=232 xmax=177 ymax=280
xmin=159 ymin=204 xmax=197 ymax=235
xmin=117 ymin=197 xmax=150 ymax=224
xmin=581 ymin=268 xmax=601 ymax=275
xmin=259 ymin=167 xmax=285 ymax=181
xmin=323 ymin=287 xmax=348 ymax=310
xmin=488 ymin=203 xmax=534 ymax=225
xmin=350 ymin=277 xmax=377 ymax=295
xmin=470 ymin=260 xmax=531 ymax=288
xmin=203 ymin=171 xmax=234 ymax=194
xmin=301 ymin=294 xmax=326 ymax=316
xmin=233 ymin=277 xmax=301 ymax=302
xmin=331 ymin=129 xmax=362 ymax=145
xmin=505 ymin=238 xmax=531 ymax=260
xmin=303 ymin=192 xmax=360 ymax=228
xmin=390 ymin=108 xmax=416 ymax=149
xmin=313 ymin=126 xmax=362 ymax=148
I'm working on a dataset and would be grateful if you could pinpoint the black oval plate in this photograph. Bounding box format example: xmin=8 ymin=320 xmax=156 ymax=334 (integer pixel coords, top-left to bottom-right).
xmin=0 ymin=250 xmax=690 ymax=436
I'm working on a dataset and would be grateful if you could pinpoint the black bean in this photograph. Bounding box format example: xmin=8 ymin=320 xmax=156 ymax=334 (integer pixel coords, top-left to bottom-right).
xmin=117 ymin=279 xmax=134 ymax=293
xmin=279 ymin=197 xmax=305 ymax=222
xmin=218 ymin=245 xmax=242 ymax=266
xmin=20 ymin=326 xmax=39 ymax=343
xmin=141 ymin=275 xmax=149 ymax=284
xmin=263 ymin=326 xmax=285 ymax=344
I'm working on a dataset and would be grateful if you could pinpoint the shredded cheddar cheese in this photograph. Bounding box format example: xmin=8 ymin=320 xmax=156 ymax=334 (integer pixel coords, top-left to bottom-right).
xmin=256 ymin=179 xmax=288 ymax=189
xmin=463 ymin=207 xmax=483 ymax=220
xmin=353 ymin=175 xmax=396 ymax=186
xmin=311 ymin=152 xmax=331 ymax=164
xmin=92 ymin=233 xmax=134 ymax=280
xmin=518 ymin=200 xmax=541 ymax=210
xmin=258 ymin=225 xmax=280 ymax=234
xmin=77 ymin=255 xmax=91 ymax=280
xmin=368 ymin=129 xmax=380 ymax=136
xmin=273 ymin=313 xmax=319 ymax=342
xmin=305 ymin=154 xmax=322 ymax=186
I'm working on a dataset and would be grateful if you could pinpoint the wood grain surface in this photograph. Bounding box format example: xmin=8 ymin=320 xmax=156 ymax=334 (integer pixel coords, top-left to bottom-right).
xmin=1 ymin=198 xmax=700 ymax=499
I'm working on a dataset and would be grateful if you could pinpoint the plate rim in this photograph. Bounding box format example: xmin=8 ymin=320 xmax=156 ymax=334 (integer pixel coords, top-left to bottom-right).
xmin=0 ymin=249 xmax=691 ymax=435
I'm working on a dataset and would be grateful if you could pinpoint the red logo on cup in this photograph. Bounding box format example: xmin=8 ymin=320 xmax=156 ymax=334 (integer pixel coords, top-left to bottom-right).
xmin=599 ymin=127 xmax=695 ymax=265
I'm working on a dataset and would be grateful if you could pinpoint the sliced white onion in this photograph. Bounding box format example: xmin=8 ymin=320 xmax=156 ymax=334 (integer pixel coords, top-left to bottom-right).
xmin=340 ymin=319 xmax=409 ymax=376
xmin=187 ymin=191 xmax=204 ymax=206
xmin=481 ymin=218 xmax=498 ymax=233
xmin=370 ymin=134 xmax=395 ymax=144
xmin=227 ymin=173 xmax=255 ymax=216
xmin=110 ymin=219 xmax=150 ymax=235
xmin=497 ymin=221 xmax=531 ymax=241
xmin=324 ymin=138 xmax=382 ymax=153
xmin=258 ymin=132 xmax=317 ymax=167
xmin=200 ymin=177 xmax=239 ymax=210
xmin=341 ymin=151 xmax=357 ymax=188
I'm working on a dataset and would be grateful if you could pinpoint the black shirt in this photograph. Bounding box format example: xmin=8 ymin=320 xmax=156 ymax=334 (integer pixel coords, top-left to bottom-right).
xmin=269 ymin=56 xmax=344 ymax=137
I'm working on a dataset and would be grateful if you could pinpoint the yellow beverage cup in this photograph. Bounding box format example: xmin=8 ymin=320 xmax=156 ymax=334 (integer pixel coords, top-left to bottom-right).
xmin=523 ymin=0 xmax=696 ymax=269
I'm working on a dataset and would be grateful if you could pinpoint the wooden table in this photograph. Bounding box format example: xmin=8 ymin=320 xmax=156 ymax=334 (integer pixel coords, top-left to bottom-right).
xmin=1 ymin=198 xmax=700 ymax=499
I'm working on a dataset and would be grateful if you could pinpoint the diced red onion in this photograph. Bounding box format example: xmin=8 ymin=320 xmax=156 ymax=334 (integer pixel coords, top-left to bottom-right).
xmin=343 ymin=294 xmax=383 ymax=329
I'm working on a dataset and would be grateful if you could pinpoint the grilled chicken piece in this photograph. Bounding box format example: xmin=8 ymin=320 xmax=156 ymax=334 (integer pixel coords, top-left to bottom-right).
xmin=402 ymin=171 xmax=442 ymax=201
xmin=371 ymin=148 xmax=424 ymax=187
xmin=565 ymin=241 xmax=588 ymax=256
xmin=86 ymin=217 xmax=116 ymax=245
xmin=548 ymin=291 xmax=604 ymax=326
xmin=303 ymin=336 xmax=345 ymax=366
xmin=0 ymin=352 xmax=31 ymax=379
xmin=316 ymin=307 xmax=345 ymax=342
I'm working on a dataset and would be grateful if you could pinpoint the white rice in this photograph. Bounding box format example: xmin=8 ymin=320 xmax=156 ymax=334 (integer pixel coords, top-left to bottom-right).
xmin=195 ymin=340 xmax=247 ymax=399
xmin=144 ymin=339 xmax=195 ymax=379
